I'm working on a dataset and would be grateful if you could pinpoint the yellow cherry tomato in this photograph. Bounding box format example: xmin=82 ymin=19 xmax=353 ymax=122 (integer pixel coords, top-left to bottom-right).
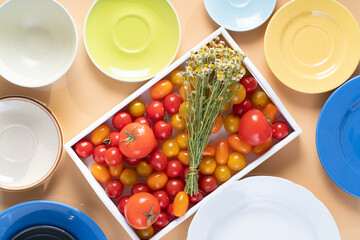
xmin=147 ymin=171 xmax=168 ymax=191
xmin=253 ymin=138 xmax=274 ymax=155
xmin=91 ymin=163 xmax=111 ymax=183
xmin=171 ymin=113 xmax=186 ymax=131
xmin=109 ymin=161 xmax=124 ymax=177
xmin=212 ymin=115 xmax=224 ymax=134
xmin=150 ymin=79 xmax=173 ymax=100
xmin=176 ymin=132 xmax=189 ymax=149
xmin=224 ymin=114 xmax=240 ymax=133
xmin=173 ymin=191 xmax=189 ymax=217
xmin=179 ymin=85 xmax=191 ymax=102
xmin=214 ymin=165 xmax=232 ymax=182
xmin=227 ymin=134 xmax=252 ymax=155
xmin=136 ymin=161 xmax=153 ymax=177
xmin=90 ymin=124 xmax=111 ymax=145
xmin=162 ymin=139 xmax=180 ymax=157
xmin=222 ymin=102 xmax=231 ymax=112
xmin=136 ymin=226 xmax=154 ymax=240
xmin=170 ymin=69 xmax=185 ymax=86
xmin=251 ymin=90 xmax=269 ymax=108
xmin=199 ymin=157 xmax=217 ymax=175
xmin=128 ymin=99 xmax=146 ymax=117
xmin=202 ymin=144 xmax=216 ymax=157
xmin=263 ymin=102 xmax=278 ymax=123
xmin=215 ymin=140 xmax=229 ymax=165
xmin=227 ymin=152 xmax=247 ymax=171
xmin=178 ymin=150 xmax=190 ymax=166
xmin=179 ymin=101 xmax=189 ymax=119
xmin=231 ymin=84 xmax=246 ymax=104
xmin=120 ymin=168 xmax=138 ymax=186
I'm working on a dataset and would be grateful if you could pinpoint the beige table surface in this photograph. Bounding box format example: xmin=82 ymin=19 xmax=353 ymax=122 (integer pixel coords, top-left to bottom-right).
xmin=1 ymin=0 xmax=360 ymax=239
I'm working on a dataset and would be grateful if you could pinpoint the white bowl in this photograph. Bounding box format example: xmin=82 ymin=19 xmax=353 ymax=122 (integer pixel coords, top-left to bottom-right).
xmin=0 ymin=0 xmax=77 ymax=88
xmin=0 ymin=96 xmax=63 ymax=191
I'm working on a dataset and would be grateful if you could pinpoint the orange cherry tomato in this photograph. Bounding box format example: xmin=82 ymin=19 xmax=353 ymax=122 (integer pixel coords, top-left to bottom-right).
xmin=171 ymin=113 xmax=186 ymax=131
xmin=176 ymin=132 xmax=189 ymax=149
xmin=231 ymin=84 xmax=246 ymax=104
xmin=136 ymin=161 xmax=153 ymax=177
xmin=128 ymin=99 xmax=146 ymax=117
xmin=90 ymin=124 xmax=111 ymax=145
xmin=263 ymin=102 xmax=278 ymax=123
xmin=202 ymin=144 xmax=216 ymax=157
xmin=212 ymin=115 xmax=224 ymax=134
xmin=177 ymin=150 xmax=190 ymax=166
xmin=215 ymin=140 xmax=229 ymax=165
xmin=173 ymin=191 xmax=189 ymax=217
xmin=251 ymin=90 xmax=269 ymax=108
xmin=120 ymin=168 xmax=138 ymax=186
xmin=91 ymin=163 xmax=111 ymax=183
xmin=199 ymin=157 xmax=217 ymax=175
xmin=179 ymin=101 xmax=189 ymax=119
xmin=109 ymin=161 xmax=124 ymax=177
xmin=136 ymin=226 xmax=154 ymax=240
xmin=214 ymin=165 xmax=232 ymax=182
xmin=150 ymin=79 xmax=173 ymax=100
xmin=253 ymin=138 xmax=274 ymax=155
xmin=147 ymin=171 xmax=168 ymax=191
xmin=179 ymin=85 xmax=191 ymax=102
xmin=227 ymin=134 xmax=252 ymax=155
xmin=224 ymin=115 xmax=240 ymax=133
xmin=170 ymin=69 xmax=184 ymax=86
xmin=162 ymin=139 xmax=180 ymax=157
xmin=227 ymin=152 xmax=247 ymax=171
xmin=222 ymin=102 xmax=231 ymax=112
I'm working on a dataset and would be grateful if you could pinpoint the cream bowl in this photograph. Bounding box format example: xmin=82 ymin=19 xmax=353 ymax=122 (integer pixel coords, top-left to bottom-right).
xmin=0 ymin=0 xmax=77 ymax=88
xmin=0 ymin=96 xmax=63 ymax=191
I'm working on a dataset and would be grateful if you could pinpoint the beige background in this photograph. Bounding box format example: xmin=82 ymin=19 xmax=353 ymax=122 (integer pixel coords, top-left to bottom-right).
xmin=1 ymin=0 xmax=360 ymax=239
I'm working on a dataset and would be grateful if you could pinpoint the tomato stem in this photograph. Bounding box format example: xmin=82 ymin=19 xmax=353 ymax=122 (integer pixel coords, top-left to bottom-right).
xmin=103 ymin=138 xmax=111 ymax=145
xmin=121 ymin=126 xmax=141 ymax=144
xmin=137 ymin=204 xmax=158 ymax=226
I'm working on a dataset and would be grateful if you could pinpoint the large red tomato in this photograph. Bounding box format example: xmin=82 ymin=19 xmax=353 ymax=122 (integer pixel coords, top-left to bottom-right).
xmin=119 ymin=123 xmax=155 ymax=159
xmin=238 ymin=109 xmax=272 ymax=146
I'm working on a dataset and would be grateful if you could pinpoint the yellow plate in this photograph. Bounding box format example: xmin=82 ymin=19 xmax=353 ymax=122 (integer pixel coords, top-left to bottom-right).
xmin=264 ymin=0 xmax=360 ymax=93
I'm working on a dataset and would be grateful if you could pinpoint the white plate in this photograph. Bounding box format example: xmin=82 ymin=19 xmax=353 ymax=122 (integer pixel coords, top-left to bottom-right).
xmin=188 ymin=176 xmax=340 ymax=240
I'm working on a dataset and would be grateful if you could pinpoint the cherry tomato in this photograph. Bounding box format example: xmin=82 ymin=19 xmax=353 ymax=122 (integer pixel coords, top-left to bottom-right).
xmin=150 ymin=79 xmax=173 ymax=100
xmin=263 ymin=103 xmax=278 ymax=123
xmin=214 ymin=165 xmax=232 ymax=182
xmin=182 ymin=167 xmax=201 ymax=183
xmin=92 ymin=144 xmax=108 ymax=164
xmin=177 ymin=150 xmax=190 ymax=166
xmin=215 ymin=140 xmax=229 ymax=165
xmin=171 ymin=113 xmax=186 ymax=131
xmin=251 ymin=90 xmax=269 ymax=108
xmin=90 ymin=124 xmax=111 ymax=145
xmin=231 ymin=83 xmax=246 ymax=104
xmin=165 ymin=179 xmax=185 ymax=198
xmin=164 ymin=94 xmax=182 ymax=114
xmin=74 ymin=139 xmax=93 ymax=158
xmin=272 ymin=121 xmax=289 ymax=139
xmin=170 ymin=69 xmax=184 ymax=86
xmin=132 ymin=183 xmax=151 ymax=195
xmin=105 ymin=147 xmax=123 ymax=166
xmin=152 ymin=190 xmax=170 ymax=209
xmin=120 ymin=168 xmax=138 ymax=186
xmin=146 ymin=101 xmax=165 ymax=121
xmin=199 ymin=157 xmax=217 ymax=175
xmin=202 ymin=144 xmax=216 ymax=157
xmin=222 ymin=102 xmax=231 ymax=112
xmin=153 ymin=211 xmax=170 ymax=228
xmin=238 ymin=109 xmax=273 ymax=146
xmin=124 ymin=156 xmax=142 ymax=166
xmin=136 ymin=226 xmax=154 ymax=240
xmin=134 ymin=116 xmax=151 ymax=127
xmin=200 ymin=176 xmax=218 ymax=193
xmin=129 ymin=99 xmax=146 ymax=117
xmin=253 ymin=138 xmax=274 ymax=155
xmin=119 ymin=123 xmax=155 ymax=159
xmin=173 ymin=191 xmax=189 ymax=217
xmin=211 ymin=115 xmax=224 ymax=134
xmin=227 ymin=134 xmax=252 ymax=155
xmin=109 ymin=161 xmax=124 ymax=177
xmin=165 ymin=160 xmax=184 ymax=178
xmin=91 ymin=163 xmax=111 ymax=183
xmin=167 ymin=202 xmax=176 ymax=218
xmin=228 ymin=152 xmax=247 ymax=171
xmin=106 ymin=131 xmax=121 ymax=148
xmin=179 ymin=85 xmax=191 ymax=102
xmin=151 ymin=138 xmax=159 ymax=154
xmin=224 ymin=115 xmax=240 ymax=134
xmin=189 ymin=191 xmax=203 ymax=204
xmin=117 ymin=196 xmax=130 ymax=214
xmin=240 ymin=76 xmax=258 ymax=94
xmin=153 ymin=120 xmax=173 ymax=140
xmin=233 ymin=98 xmax=253 ymax=118
xmin=125 ymin=192 xmax=160 ymax=229
xmin=162 ymin=139 xmax=180 ymax=157
xmin=136 ymin=161 xmax=153 ymax=177
xmin=179 ymin=102 xmax=189 ymax=119
xmin=105 ymin=179 xmax=124 ymax=199
xmin=149 ymin=152 xmax=168 ymax=171
xmin=112 ymin=111 xmax=132 ymax=131
xmin=147 ymin=171 xmax=168 ymax=191
xmin=176 ymin=132 xmax=189 ymax=149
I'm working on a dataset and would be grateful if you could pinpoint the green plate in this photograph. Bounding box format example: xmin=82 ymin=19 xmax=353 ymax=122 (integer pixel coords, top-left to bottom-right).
xmin=84 ymin=0 xmax=180 ymax=82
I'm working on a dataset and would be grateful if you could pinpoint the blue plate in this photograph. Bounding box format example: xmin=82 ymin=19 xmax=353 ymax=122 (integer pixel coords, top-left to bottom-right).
xmin=0 ymin=200 xmax=107 ymax=240
xmin=316 ymin=75 xmax=360 ymax=198
xmin=204 ymin=0 xmax=276 ymax=32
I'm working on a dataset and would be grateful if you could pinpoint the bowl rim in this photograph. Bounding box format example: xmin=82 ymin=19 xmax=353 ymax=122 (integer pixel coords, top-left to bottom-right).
xmin=0 ymin=95 xmax=64 ymax=191
xmin=0 ymin=0 xmax=78 ymax=88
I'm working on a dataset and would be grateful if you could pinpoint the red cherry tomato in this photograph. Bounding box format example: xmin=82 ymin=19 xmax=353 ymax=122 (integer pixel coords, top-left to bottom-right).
xmin=163 ymin=94 xmax=182 ymax=114
xmin=189 ymin=191 xmax=203 ymax=204
xmin=165 ymin=179 xmax=185 ymax=198
xmin=149 ymin=152 xmax=168 ymax=171
xmin=106 ymin=131 xmax=121 ymax=148
xmin=74 ymin=139 xmax=93 ymax=158
xmin=152 ymin=190 xmax=170 ymax=209
xmin=165 ymin=160 xmax=184 ymax=178
xmin=131 ymin=183 xmax=151 ymax=195
xmin=92 ymin=144 xmax=108 ymax=164
xmin=117 ymin=196 xmax=130 ymax=214
xmin=272 ymin=121 xmax=289 ymax=139
xmin=105 ymin=179 xmax=124 ymax=199
xmin=105 ymin=147 xmax=123 ymax=166
xmin=150 ymin=79 xmax=173 ymax=100
xmin=153 ymin=121 xmax=173 ymax=140
xmin=233 ymin=98 xmax=253 ymax=118
xmin=167 ymin=202 xmax=176 ymax=218
xmin=112 ymin=111 xmax=132 ymax=131
xmin=238 ymin=109 xmax=273 ymax=146
xmin=200 ymin=176 xmax=218 ymax=193
xmin=240 ymin=76 xmax=258 ymax=94
xmin=124 ymin=156 xmax=142 ymax=166
xmin=146 ymin=101 xmax=165 ymax=121
xmin=134 ymin=116 xmax=151 ymax=127
xmin=182 ymin=167 xmax=201 ymax=182
xmin=153 ymin=211 xmax=170 ymax=228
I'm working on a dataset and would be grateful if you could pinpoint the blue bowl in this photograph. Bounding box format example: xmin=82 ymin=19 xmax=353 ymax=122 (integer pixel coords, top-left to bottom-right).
xmin=0 ymin=200 xmax=107 ymax=240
